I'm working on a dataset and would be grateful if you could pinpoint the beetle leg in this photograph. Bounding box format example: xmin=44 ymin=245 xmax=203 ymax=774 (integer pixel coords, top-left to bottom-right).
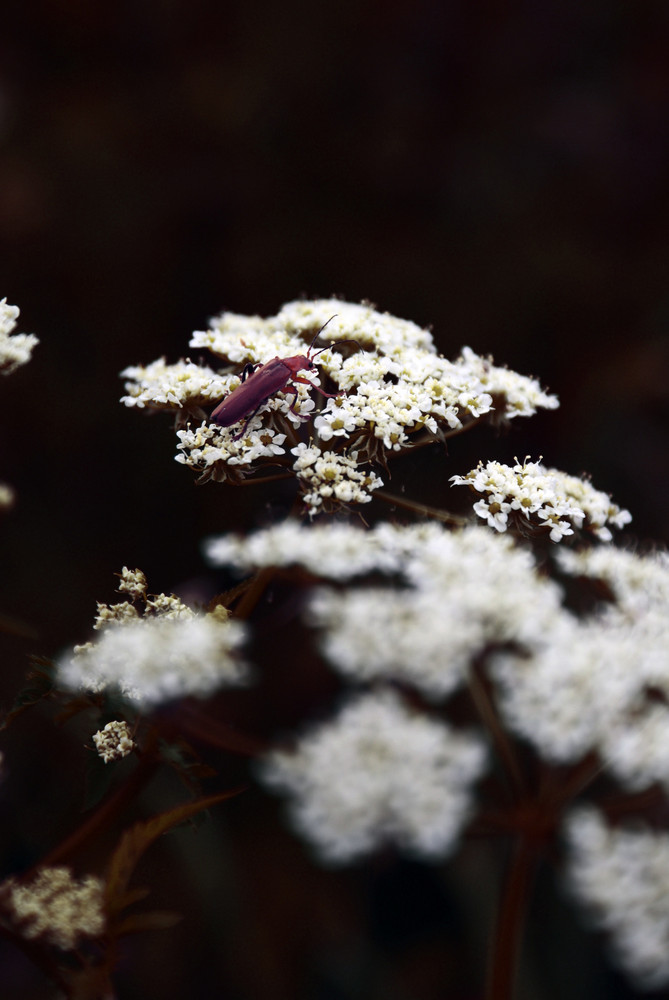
xmin=240 ymin=362 xmax=259 ymax=383
xmin=291 ymin=374 xmax=342 ymax=400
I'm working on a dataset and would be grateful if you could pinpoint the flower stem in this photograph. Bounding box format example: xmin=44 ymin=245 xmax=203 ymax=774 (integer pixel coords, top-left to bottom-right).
xmin=486 ymin=835 xmax=537 ymax=1000
xmin=34 ymin=735 xmax=160 ymax=871
xmin=375 ymin=490 xmax=468 ymax=526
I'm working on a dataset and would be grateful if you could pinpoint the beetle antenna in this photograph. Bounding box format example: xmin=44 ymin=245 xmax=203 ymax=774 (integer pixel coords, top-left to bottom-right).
xmin=310 ymin=338 xmax=360 ymax=360
xmin=307 ymin=314 xmax=338 ymax=354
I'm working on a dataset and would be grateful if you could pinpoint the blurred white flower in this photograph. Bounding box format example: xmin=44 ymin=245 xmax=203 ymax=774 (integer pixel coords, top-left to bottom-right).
xmin=57 ymin=571 xmax=246 ymax=708
xmin=0 ymin=299 xmax=38 ymax=375
xmin=1 ymin=867 xmax=105 ymax=950
xmin=565 ymin=807 xmax=669 ymax=987
xmin=261 ymin=688 xmax=487 ymax=863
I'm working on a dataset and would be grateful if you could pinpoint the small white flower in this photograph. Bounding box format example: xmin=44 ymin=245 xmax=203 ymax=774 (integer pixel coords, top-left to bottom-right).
xmin=116 ymin=567 xmax=147 ymax=599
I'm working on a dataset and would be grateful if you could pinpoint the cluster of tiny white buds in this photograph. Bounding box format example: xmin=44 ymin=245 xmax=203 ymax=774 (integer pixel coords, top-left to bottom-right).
xmin=451 ymin=458 xmax=631 ymax=542
xmin=92 ymin=720 xmax=136 ymax=763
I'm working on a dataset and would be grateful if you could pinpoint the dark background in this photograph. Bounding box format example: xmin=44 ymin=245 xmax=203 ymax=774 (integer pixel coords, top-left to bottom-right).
xmin=1 ymin=2 xmax=669 ymax=997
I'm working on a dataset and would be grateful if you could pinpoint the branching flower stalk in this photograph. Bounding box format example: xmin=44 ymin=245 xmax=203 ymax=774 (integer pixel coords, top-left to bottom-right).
xmin=5 ymin=297 xmax=665 ymax=1000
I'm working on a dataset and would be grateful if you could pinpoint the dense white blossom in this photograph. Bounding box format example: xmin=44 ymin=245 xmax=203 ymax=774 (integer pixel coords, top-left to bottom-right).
xmin=0 ymin=299 xmax=38 ymax=375
xmin=1 ymin=867 xmax=105 ymax=950
xmin=452 ymin=459 xmax=631 ymax=542
xmin=261 ymin=689 xmax=487 ymax=863
xmin=565 ymin=808 xmax=669 ymax=987
xmin=206 ymin=518 xmax=409 ymax=579
xmin=309 ymin=526 xmax=565 ymax=699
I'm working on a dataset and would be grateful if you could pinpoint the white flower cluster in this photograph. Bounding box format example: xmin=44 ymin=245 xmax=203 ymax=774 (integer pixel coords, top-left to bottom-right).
xmin=57 ymin=571 xmax=246 ymax=708
xmin=262 ymin=689 xmax=487 ymax=864
xmin=452 ymin=459 xmax=631 ymax=542
xmin=0 ymin=299 xmax=38 ymax=376
xmin=291 ymin=442 xmax=383 ymax=514
xmin=565 ymin=808 xmax=669 ymax=987
xmin=1 ymin=867 xmax=105 ymax=950
xmin=208 ymin=518 xmax=669 ymax=796
xmin=492 ymin=545 xmax=669 ymax=790
xmin=207 ymin=520 xmax=564 ymax=700
xmin=206 ymin=518 xmax=403 ymax=579
xmin=92 ymin=720 xmax=136 ymax=762
xmin=121 ymin=299 xmax=559 ymax=509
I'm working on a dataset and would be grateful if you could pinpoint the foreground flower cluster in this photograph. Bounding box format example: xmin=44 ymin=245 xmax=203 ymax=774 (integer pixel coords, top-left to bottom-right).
xmin=203 ymin=509 xmax=669 ymax=985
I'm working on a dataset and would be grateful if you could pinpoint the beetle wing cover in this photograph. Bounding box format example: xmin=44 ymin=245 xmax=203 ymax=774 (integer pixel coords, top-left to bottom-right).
xmin=211 ymin=357 xmax=298 ymax=426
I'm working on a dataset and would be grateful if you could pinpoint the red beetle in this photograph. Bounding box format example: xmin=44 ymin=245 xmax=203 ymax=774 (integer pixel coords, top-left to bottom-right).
xmin=210 ymin=317 xmax=357 ymax=437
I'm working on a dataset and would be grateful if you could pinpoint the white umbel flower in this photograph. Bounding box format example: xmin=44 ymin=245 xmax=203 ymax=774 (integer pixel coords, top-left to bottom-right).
xmin=57 ymin=570 xmax=246 ymax=708
xmin=261 ymin=689 xmax=487 ymax=863
xmin=452 ymin=459 xmax=631 ymax=542
xmin=123 ymin=300 xmax=559 ymax=504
